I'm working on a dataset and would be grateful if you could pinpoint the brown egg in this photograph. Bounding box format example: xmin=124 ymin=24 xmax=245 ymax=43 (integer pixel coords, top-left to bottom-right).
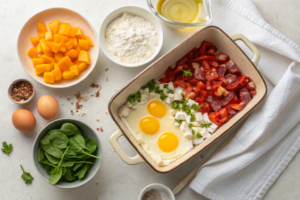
xmin=12 ymin=109 xmax=36 ymax=133
xmin=37 ymin=95 xmax=59 ymax=120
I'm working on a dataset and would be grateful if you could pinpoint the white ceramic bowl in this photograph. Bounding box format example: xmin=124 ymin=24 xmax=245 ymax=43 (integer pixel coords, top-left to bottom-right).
xmin=17 ymin=7 xmax=99 ymax=88
xmin=8 ymin=78 xmax=35 ymax=104
xmin=138 ymin=183 xmax=175 ymax=200
xmin=99 ymin=6 xmax=163 ymax=67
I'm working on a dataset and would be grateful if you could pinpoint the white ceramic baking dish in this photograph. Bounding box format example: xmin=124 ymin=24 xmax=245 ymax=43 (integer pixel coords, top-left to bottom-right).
xmin=109 ymin=26 xmax=267 ymax=173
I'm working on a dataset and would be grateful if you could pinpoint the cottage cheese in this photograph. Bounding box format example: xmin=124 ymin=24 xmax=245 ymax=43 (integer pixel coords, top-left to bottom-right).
xmin=105 ymin=12 xmax=158 ymax=64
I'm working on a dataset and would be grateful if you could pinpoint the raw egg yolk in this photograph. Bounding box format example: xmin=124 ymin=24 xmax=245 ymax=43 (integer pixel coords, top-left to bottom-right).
xmin=158 ymin=132 xmax=179 ymax=152
xmin=147 ymin=100 xmax=167 ymax=118
xmin=140 ymin=116 xmax=160 ymax=135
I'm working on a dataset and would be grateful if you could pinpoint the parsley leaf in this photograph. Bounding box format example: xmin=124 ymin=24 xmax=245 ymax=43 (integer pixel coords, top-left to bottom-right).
xmin=191 ymin=104 xmax=202 ymax=111
xmin=20 ymin=165 xmax=34 ymax=184
xmin=174 ymin=119 xmax=183 ymax=125
xmin=192 ymin=129 xmax=195 ymax=135
xmin=182 ymin=69 xmax=193 ymax=77
xmin=167 ymin=89 xmax=174 ymax=94
xmin=163 ymin=84 xmax=168 ymax=89
xmin=1 ymin=142 xmax=13 ymax=156
xmin=127 ymin=91 xmax=141 ymax=104
xmin=141 ymin=79 xmax=156 ymax=92
xmin=188 ymin=124 xmax=193 ymax=128
xmin=196 ymin=132 xmax=203 ymax=138
xmin=190 ymin=114 xmax=196 ymax=122
xmin=201 ymin=123 xmax=212 ymax=128
xmin=160 ymin=93 xmax=168 ymax=101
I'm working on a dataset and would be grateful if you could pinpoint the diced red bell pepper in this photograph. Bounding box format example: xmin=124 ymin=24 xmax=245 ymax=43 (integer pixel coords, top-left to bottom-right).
xmin=173 ymin=80 xmax=188 ymax=89
xmin=173 ymin=65 xmax=184 ymax=74
xmin=183 ymin=64 xmax=189 ymax=70
xmin=215 ymin=52 xmax=229 ymax=62
xmin=226 ymin=60 xmax=240 ymax=74
xmin=238 ymin=76 xmax=250 ymax=87
xmin=225 ymin=105 xmax=237 ymax=119
xmin=186 ymin=47 xmax=198 ymax=59
xmin=208 ymin=60 xmax=219 ymax=68
xmin=199 ymin=41 xmax=212 ymax=56
xmin=192 ymin=87 xmax=201 ymax=95
xmin=212 ymin=81 xmax=223 ymax=90
xmin=201 ymin=60 xmax=211 ymax=70
xmin=196 ymin=81 xmax=207 ymax=90
xmin=193 ymin=55 xmax=219 ymax=62
xmin=189 ymin=79 xmax=199 ymax=86
xmin=216 ymin=64 xmax=227 ymax=77
xmin=239 ymin=87 xmax=252 ymax=105
xmin=176 ymin=56 xmax=188 ymax=66
xmin=165 ymin=66 xmax=173 ymax=78
xmin=209 ymin=112 xmax=222 ymax=126
xmin=206 ymin=71 xmax=219 ymax=81
xmin=218 ymin=76 xmax=226 ymax=84
xmin=218 ymin=108 xmax=229 ymax=123
xmin=229 ymin=102 xmax=246 ymax=111
xmin=199 ymin=90 xmax=208 ymax=99
xmin=249 ymin=89 xmax=257 ymax=95
xmin=206 ymin=81 xmax=212 ymax=90
xmin=207 ymin=46 xmax=216 ymax=55
xmin=159 ymin=77 xmax=169 ymax=83
xmin=194 ymin=68 xmax=206 ymax=81
xmin=184 ymin=87 xmax=194 ymax=99
xmin=194 ymin=96 xmax=204 ymax=105
xmin=211 ymin=97 xmax=222 ymax=112
xmin=177 ymin=74 xmax=193 ymax=81
xmin=168 ymin=72 xmax=176 ymax=82
xmin=199 ymin=102 xmax=211 ymax=114
xmin=226 ymin=80 xmax=240 ymax=90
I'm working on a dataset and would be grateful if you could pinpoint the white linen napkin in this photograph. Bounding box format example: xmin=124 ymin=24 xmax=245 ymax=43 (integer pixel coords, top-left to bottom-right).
xmin=189 ymin=0 xmax=300 ymax=199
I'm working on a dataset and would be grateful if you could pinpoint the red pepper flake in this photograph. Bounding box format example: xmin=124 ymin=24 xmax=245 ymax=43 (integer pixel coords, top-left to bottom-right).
xmin=75 ymin=102 xmax=82 ymax=109
xmin=90 ymin=83 xmax=100 ymax=88
xmin=97 ymin=128 xmax=99 ymax=131
xmin=100 ymin=127 xmax=103 ymax=131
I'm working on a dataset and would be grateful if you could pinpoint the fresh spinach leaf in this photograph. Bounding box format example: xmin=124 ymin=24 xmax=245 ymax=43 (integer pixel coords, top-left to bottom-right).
xmin=49 ymin=167 xmax=63 ymax=185
xmin=60 ymin=123 xmax=80 ymax=136
xmin=38 ymin=147 xmax=45 ymax=162
xmin=70 ymin=134 xmax=90 ymax=151
xmin=74 ymin=164 xmax=89 ymax=179
xmin=62 ymin=168 xmax=77 ymax=182
xmin=40 ymin=132 xmax=68 ymax=159
xmin=45 ymin=152 xmax=60 ymax=165
xmin=85 ymin=138 xmax=97 ymax=154
xmin=72 ymin=163 xmax=83 ymax=171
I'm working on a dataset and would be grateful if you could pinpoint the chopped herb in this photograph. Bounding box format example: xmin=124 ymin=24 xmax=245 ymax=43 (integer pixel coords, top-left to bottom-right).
xmin=182 ymin=104 xmax=191 ymax=115
xmin=160 ymin=93 xmax=168 ymax=101
xmin=141 ymin=79 xmax=156 ymax=92
xmin=188 ymin=124 xmax=193 ymax=128
xmin=190 ymin=114 xmax=196 ymax=122
xmin=182 ymin=69 xmax=193 ymax=77
xmin=1 ymin=142 xmax=13 ymax=156
xmin=163 ymin=84 xmax=168 ymax=89
xmin=191 ymin=104 xmax=202 ymax=111
xmin=127 ymin=91 xmax=141 ymax=104
xmin=167 ymin=89 xmax=174 ymax=94
xmin=154 ymin=86 xmax=163 ymax=94
xmin=201 ymin=123 xmax=212 ymax=128
xmin=196 ymin=132 xmax=203 ymax=138
xmin=174 ymin=119 xmax=183 ymax=125
xmin=20 ymin=165 xmax=34 ymax=184
xmin=171 ymin=101 xmax=180 ymax=110
xmin=192 ymin=129 xmax=195 ymax=135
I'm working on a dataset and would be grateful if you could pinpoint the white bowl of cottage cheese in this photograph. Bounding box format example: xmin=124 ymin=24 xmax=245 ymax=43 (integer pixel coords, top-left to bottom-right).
xmin=99 ymin=6 xmax=163 ymax=67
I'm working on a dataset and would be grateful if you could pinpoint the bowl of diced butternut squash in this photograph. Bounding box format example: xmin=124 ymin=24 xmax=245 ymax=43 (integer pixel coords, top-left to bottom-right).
xmin=17 ymin=8 xmax=99 ymax=88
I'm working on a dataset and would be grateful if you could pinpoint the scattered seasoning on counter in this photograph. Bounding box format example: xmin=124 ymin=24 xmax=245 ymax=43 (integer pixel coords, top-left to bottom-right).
xmin=90 ymin=83 xmax=100 ymax=88
xmin=96 ymin=182 xmax=98 ymax=186
xmin=106 ymin=77 xmax=108 ymax=82
xmin=105 ymin=68 xmax=109 ymax=71
xmin=97 ymin=128 xmax=99 ymax=131
xmin=100 ymin=127 xmax=103 ymax=132
xmin=71 ymin=110 xmax=74 ymax=115
xmin=67 ymin=97 xmax=71 ymax=100
xmin=142 ymin=189 xmax=169 ymax=200
xmin=71 ymin=102 xmax=74 ymax=105
xmin=75 ymin=102 xmax=82 ymax=109
xmin=95 ymin=90 xmax=100 ymax=97
xmin=96 ymin=119 xmax=99 ymax=121
xmin=11 ymin=81 xmax=33 ymax=102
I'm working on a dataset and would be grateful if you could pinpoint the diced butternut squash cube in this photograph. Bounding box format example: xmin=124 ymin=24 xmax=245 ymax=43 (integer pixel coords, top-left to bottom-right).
xmin=74 ymin=46 xmax=81 ymax=52
xmin=78 ymin=39 xmax=89 ymax=51
xmin=51 ymin=42 xmax=60 ymax=53
xmin=40 ymin=38 xmax=53 ymax=56
xmin=44 ymin=72 xmax=54 ymax=84
xmin=54 ymin=34 xmax=64 ymax=43
xmin=70 ymin=65 xmax=79 ymax=76
xmin=71 ymin=38 xmax=78 ymax=48
xmin=27 ymin=47 xmax=38 ymax=58
xmin=85 ymin=36 xmax=94 ymax=46
xmin=62 ymin=36 xmax=70 ymax=43
xmin=65 ymin=49 xmax=79 ymax=59
xmin=59 ymin=43 xmax=66 ymax=53
xmin=37 ymin=22 xmax=47 ymax=38
xmin=54 ymin=52 xmax=64 ymax=62
xmin=58 ymin=23 xmax=70 ymax=36
xmin=65 ymin=40 xmax=74 ymax=50
xmin=78 ymin=50 xmax=90 ymax=64
xmin=58 ymin=56 xmax=73 ymax=71
xmin=45 ymin=31 xmax=54 ymax=41
xmin=30 ymin=37 xmax=40 ymax=46
xmin=77 ymin=61 xmax=88 ymax=72
xmin=47 ymin=63 xmax=54 ymax=72
xmin=51 ymin=64 xmax=63 ymax=81
xmin=74 ymin=27 xmax=82 ymax=36
xmin=36 ymin=43 xmax=43 ymax=54
xmin=63 ymin=71 xmax=74 ymax=80
xmin=35 ymin=64 xmax=51 ymax=75
xmin=67 ymin=27 xmax=76 ymax=38
xmin=41 ymin=54 xmax=55 ymax=64
xmin=48 ymin=20 xmax=60 ymax=34
xmin=32 ymin=58 xmax=44 ymax=67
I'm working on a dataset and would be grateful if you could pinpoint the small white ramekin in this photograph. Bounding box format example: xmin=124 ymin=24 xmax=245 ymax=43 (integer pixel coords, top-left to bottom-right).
xmin=138 ymin=183 xmax=175 ymax=200
xmin=8 ymin=78 xmax=35 ymax=105
xmin=99 ymin=5 xmax=164 ymax=68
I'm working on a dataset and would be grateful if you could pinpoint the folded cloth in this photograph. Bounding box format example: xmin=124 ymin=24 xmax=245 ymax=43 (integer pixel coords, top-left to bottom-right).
xmin=189 ymin=0 xmax=300 ymax=199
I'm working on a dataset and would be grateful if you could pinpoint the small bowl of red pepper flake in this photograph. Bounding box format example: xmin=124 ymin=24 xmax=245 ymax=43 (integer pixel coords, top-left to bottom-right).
xmin=8 ymin=79 xmax=35 ymax=104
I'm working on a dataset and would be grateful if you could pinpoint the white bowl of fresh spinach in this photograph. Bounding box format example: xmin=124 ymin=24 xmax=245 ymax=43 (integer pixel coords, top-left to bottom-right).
xmin=32 ymin=119 xmax=102 ymax=188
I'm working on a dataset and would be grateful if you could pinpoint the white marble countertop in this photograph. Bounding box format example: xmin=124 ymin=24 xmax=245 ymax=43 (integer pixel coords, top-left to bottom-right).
xmin=0 ymin=0 xmax=299 ymax=200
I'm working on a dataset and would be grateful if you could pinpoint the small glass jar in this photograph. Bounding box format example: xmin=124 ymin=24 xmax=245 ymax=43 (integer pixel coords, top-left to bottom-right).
xmin=146 ymin=0 xmax=213 ymax=29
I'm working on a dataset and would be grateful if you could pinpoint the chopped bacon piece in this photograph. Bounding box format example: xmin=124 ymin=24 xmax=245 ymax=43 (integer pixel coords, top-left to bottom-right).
xmin=184 ymin=87 xmax=193 ymax=99
xmin=173 ymin=80 xmax=188 ymax=89
xmin=199 ymin=41 xmax=212 ymax=56
xmin=218 ymin=76 xmax=226 ymax=85
xmin=165 ymin=66 xmax=173 ymax=78
xmin=206 ymin=81 xmax=212 ymax=90
xmin=206 ymin=91 xmax=214 ymax=103
xmin=159 ymin=76 xmax=169 ymax=83
xmin=177 ymin=74 xmax=193 ymax=81
xmin=207 ymin=46 xmax=216 ymax=55
xmin=238 ymin=76 xmax=250 ymax=87
xmin=194 ymin=68 xmax=206 ymax=81
xmin=208 ymin=60 xmax=219 ymax=68
xmin=211 ymin=97 xmax=222 ymax=112
xmin=196 ymin=81 xmax=207 ymax=90
xmin=193 ymin=55 xmax=219 ymax=62
xmin=176 ymin=56 xmax=188 ymax=66
xmin=199 ymin=90 xmax=208 ymax=99
xmin=215 ymin=52 xmax=229 ymax=62
xmin=239 ymin=87 xmax=252 ymax=105
xmin=226 ymin=105 xmax=237 ymax=119
xmin=221 ymin=91 xmax=235 ymax=106
xmin=216 ymin=64 xmax=227 ymax=77
xmin=201 ymin=60 xmax=211 ymax=70
xmin=192 ymin=62 xmax=200 ymax=69
xmin=226 ymin=60 xmax=240 ymax=74
xmin=192 ymin=87 xmax=201 ymax=95
xmin=226 ymin=80 xmax=240 ymax=90
xmin=225 ymin=74 xmax=237 ymax=85
xmin=194 ymin=96 xmax=204 ymax=105
xmin=199 ymin=102 xmax=211 ymax=114
xmin=206 ymin=71 xmax=219 ymax=81
xmin=173 ymin=65 xmax=184 ymax=74
xmin=186 ymin=47 xmax=198 ymax=59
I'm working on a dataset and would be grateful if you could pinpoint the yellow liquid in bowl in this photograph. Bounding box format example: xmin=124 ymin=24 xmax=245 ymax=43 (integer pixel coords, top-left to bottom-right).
xmin=157 ymin=0 xmax=203 ymax=23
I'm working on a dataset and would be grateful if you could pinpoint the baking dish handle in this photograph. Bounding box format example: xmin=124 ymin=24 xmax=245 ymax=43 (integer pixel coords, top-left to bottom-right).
xmin=110 ymin=129 xmax=145 ymax=165
xmin=231 ymin=34 xmax=260 ymax=66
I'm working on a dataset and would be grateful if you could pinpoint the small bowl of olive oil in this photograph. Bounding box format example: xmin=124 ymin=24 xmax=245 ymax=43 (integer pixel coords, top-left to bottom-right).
xmin=146 ymin=0 xmax=212 ymax=29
